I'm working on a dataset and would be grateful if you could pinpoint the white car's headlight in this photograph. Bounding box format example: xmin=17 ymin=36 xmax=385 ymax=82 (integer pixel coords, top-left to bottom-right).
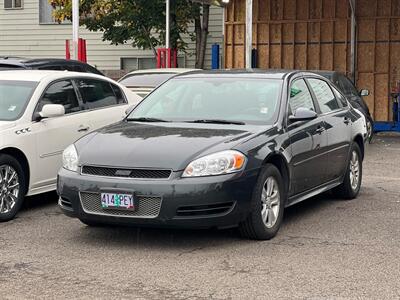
xmin=62 ymin=144 xmax=79 ymax=172
xmin=182 ymin=150 xmax=246 ymax=178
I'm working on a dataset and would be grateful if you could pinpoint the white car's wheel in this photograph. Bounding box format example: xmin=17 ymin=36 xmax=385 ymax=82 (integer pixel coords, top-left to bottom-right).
xmin=0 ymin=155 xmax=26 ymax=222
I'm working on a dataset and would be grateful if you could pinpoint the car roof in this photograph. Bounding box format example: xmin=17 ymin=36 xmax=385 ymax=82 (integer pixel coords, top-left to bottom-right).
xmin=174 ymin=69 xmax=304 ymax=79
xmin=0 ymin=70 xmax=108 ymax=82
xmin=124 ymin=68 xmax=199 ymax=76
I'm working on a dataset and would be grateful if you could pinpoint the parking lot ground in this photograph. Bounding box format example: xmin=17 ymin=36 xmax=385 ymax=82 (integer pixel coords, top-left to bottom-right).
xmin=1 ymin=135 xmax=400 ymax=299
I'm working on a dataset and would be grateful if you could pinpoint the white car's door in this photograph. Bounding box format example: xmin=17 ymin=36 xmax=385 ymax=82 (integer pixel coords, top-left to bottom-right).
xmin=30 ymin=79 xmax=90 ymax=189
xmin=74 ymin=78 xmax=129 ymax=130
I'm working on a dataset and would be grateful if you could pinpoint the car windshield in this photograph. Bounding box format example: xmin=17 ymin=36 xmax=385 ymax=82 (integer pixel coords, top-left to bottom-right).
xmin=119 ymin=73 xmax=177 ymax=87
xmin=0 ymin=80 xmax=37 ymax=121
xmin=128 ymin=77 xmax=283 ymax=125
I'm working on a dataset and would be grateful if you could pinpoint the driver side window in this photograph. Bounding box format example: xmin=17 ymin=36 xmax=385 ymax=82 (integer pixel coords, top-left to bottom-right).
xmin=37 ymin=80 xmax=81 ymax=114
xmin=289 ymin=79 xmax=315 ymax=114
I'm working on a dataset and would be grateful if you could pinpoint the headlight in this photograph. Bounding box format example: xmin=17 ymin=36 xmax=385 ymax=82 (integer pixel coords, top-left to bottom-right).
xmin=182 ymin=150 xmax=246 ymax=177
xmin=62 ymin=144 xmax=79 ymax=172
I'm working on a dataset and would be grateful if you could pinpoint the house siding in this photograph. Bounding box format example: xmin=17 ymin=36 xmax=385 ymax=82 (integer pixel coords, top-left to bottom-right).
xmin=0 ymin=0 xmax=223 ymax=71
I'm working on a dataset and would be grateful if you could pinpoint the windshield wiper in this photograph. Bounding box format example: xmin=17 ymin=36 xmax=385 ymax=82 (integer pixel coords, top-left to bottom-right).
xmin=126 ymin=117 xmax=170 ymax=123
xmin=187 ymin=119 xmax=245 ymax=125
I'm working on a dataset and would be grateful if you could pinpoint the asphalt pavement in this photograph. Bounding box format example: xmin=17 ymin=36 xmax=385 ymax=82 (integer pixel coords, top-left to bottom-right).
xmin=1 ymin=135 xmax=399 ymax=299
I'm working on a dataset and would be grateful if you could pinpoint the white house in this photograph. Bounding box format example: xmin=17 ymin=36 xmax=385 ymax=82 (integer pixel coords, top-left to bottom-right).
xmin=0 ymin=0 xmax=224 ymax=73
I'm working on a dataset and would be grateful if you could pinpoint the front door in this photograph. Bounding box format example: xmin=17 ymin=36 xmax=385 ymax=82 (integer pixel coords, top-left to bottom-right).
xmin=31 ymin=79 xmax=90 ymax=189
xmin=287 ymin=79 xmax=329 ymax=195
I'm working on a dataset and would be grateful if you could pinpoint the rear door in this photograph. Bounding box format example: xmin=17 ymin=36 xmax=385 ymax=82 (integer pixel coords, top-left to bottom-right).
xmin=287 ymin=78 xmax=329 ymax=195
xmin=31 ymin=79 xmax=90 ymax=188
xmin=306 ymin=78 xmax=351 ymax=181
xmin=75 ymin=78 xmax=129 ymax=131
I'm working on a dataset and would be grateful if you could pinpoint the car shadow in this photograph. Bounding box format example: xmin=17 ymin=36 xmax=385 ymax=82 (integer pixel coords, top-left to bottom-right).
xmin=70 ymin=192 xmax=339 ymax=250
xmin=21 ymin=191 xmax=58 ymax=212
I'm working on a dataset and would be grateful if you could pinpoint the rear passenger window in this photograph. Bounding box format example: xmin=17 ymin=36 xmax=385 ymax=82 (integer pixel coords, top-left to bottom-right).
xmin=307 ymin=78 xmax=340 ymax=113
xmin=111 ymin=84 xmax=127 ymax=104
xmin=77 ymin=79 xmax=118 ymax=109
xmin=38 ymin=80 xmax=80 ymax=114
xmin=289 ymin=79 xmax=315 ymax=114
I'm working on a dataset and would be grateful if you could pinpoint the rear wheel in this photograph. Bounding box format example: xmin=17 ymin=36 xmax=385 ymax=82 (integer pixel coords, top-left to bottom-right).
xmin=333 ymin=143 xmax=362 ymax=199
xmin=239 ymin=164 xmax=285 ymax=240
xmin=0 ymin=155 xmax=26 ymax=222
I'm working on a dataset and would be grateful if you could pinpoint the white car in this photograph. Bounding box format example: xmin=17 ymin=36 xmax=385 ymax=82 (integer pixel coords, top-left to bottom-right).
xmin=118 ymin=68 xmax=198 ymax=98
xmin=0 ymin=70 xmax=141 ymax=221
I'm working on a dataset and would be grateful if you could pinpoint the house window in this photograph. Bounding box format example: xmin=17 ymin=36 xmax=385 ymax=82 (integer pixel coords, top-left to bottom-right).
xmin=4 ymin=0 xmax=23 ymax=9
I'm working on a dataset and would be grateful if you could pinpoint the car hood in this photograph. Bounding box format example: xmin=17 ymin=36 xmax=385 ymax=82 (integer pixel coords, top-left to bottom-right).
xmin=77 ymin=121 xmax=269 ymax=171
xmin=0 ymin=121 xmax=16 ymax=132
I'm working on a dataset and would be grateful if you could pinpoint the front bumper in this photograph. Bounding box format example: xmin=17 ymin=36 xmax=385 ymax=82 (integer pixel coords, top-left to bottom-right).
xmin=57 ymin=168 xmax=259 ymax=229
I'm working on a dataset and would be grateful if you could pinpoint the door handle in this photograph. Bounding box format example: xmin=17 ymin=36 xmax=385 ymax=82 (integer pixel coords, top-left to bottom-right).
xmin=315 ymin=126 xmax=325 ymax=134
xmin=78 ymin=126 xmax=90 ymax=132
xmin=344 ymin=117 xmax=350 ymax=125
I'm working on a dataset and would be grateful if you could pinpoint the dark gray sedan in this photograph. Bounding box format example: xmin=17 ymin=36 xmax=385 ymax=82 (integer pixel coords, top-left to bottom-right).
xmin=57 ymin=70 xmax=367 ymax=240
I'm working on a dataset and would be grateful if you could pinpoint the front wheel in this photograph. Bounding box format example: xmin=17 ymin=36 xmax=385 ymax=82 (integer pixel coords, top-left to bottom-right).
xmin=366 ymin=117 xmax=374 ymax=143
xmin=239 ymin=164 xmax=285 ymax=240
xmin=0 ymin=155 xmax=26 ymax=222
xmin=333 ymin=143 xmax=363 ymax=200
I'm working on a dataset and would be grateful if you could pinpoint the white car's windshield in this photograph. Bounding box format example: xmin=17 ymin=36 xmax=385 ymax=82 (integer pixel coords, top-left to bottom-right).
xmin=0 ymin=80 xmax=37 ymax=121
xmin=128 ymin=77 xmax=283 ymax=125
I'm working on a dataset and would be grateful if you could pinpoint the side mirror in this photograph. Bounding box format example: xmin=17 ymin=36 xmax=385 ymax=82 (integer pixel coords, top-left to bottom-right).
xmin=39 ymin=104 xmax=65 ymax=119
xmin=289 ymin=107 xmax=318 ymax=123
xmin=360 ymin=89 xmax=370 ymax=97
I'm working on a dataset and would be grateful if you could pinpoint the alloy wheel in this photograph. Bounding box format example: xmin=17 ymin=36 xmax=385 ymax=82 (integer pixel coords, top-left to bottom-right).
xmin=261 ymin=176 xmax=280 ymax=229
xmin=349 ymin=151 xmax=360 ymax=191
xmin=366 ymin=120 xmax=373 ymax=141
xmin=0 ymin=165 xmax=20 ymax=214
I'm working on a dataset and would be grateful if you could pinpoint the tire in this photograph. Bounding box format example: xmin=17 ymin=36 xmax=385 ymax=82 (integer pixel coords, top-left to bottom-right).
xmin=333 ymin=143 xmax=363 ymax=200
xmin=239 ymin=164 xmax=285 ymax=240
xmin=0 ymin=154 xmax=27 ymax=222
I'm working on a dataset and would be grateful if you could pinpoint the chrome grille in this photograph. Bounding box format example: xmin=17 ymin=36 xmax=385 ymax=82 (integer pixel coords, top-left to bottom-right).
xmin=80 ymin=192 xmax=162 ymax=218
xmin=81 ymin=166 xmax=171 ymax=179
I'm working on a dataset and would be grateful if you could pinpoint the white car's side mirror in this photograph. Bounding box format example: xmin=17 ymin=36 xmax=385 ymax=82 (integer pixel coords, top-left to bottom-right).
xmin=39 ymin=104 xmax=65 ymax=119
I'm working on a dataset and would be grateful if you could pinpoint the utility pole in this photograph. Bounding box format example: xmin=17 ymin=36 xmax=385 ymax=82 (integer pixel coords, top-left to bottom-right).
xmin=166 ymin=0 xmax=170 ymax=49
xmin=72 ymin=0 xmax=79 ymax=60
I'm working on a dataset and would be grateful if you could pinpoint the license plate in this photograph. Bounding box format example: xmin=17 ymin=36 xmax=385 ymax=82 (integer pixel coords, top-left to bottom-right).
xmin=101 ymin=193 xmax=135 ymax=210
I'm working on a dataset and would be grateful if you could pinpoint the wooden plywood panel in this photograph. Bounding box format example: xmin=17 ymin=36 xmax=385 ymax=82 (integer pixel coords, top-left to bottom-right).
xmin=257 ymin=23 xmax=269 ymax=44
xmin=390 ymin=43 xmax=400 ymax=86
xmin=357 ymin=0 xmax=376 ymax=17
xmin=358 ymin=44 xmax=375 ymax=72
xmin=225 ymin=45 xmax=233 ymax=69
xmin=308 ymin=22 xmax=320 ymax=42
xmin=225 ymin=24 xmax=233 ymax=44
xmin=270 ymin=24 xmax=282 ymax=43
xmin=294 ymin=44 xmax=307 ymax=69
xmin=375 ymin=44 xmax=389 ymax=73
xmin=375 ymin=74 xmax=390 ymax=121
xmin=258 ymin=0 xmax=270 ymax=21
xmin=334 ymin=20 xmax=347 ymax=41
xmin=234 ymin=24 xmax=245 ymax=44
xmin=257 ymin=45 xmax=269 ymax=68
xmin=309 ymin=0 xmax=322 ymax=19
xmin=358 ymin=20 xmax=375 ymax=41
xmin=307 ymin=45 xmax=320 ymax=69
xmin=233 ymin=45 xmax=245 ymax=68
xmin=282 ymin=45 xmax=295 ymax=69
xmin=320 ymin=22 xmax=333 ymax=42
xmin=270 ymin=45 xmax=282 ymax=68
xmin=282 ymin=23 xmax=294 ymax=43
xmin=334 ymin=44 xmax=347 ymax=72
xmin=234 ymin=0 xmax=246 ymax=22
xmin=335 ymin=0 xmax=349 ymax=18
xmin=320 ymin=44 xmax=333 ymax=70
xmin=284 ymin=0 xmax=297 ymax=20
xmin=377 ymin=19 xmax=390 ymax=40
xmin=270 ymin=0 xmax=284 ymax=20
xmin=322 ymin=0 xmax=335 ymax=18
xmin=377 ymin=0 xmax=392 ymax=17
xmin=295 ymin=22 xmax=307 ymax=42
xmin=296 ymin=0 xmax=309 ymax=20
